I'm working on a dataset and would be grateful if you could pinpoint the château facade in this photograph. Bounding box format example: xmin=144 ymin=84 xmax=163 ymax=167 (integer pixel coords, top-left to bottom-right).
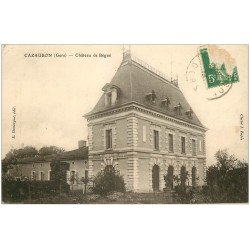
xmin=85 ymin=51 xmax=207 ymax=192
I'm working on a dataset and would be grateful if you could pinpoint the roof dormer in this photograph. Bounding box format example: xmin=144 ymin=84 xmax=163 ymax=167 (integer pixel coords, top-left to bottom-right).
xmin=146 ymin=90 xmax=157 ymax=104
xmin=102 ymin=83 xmax=120 ymax=106
xmin=185 ymin=108 xmax=194 ymax=119
xmin=161 ymin=97 xmax=171 ymax=108
xmin=174 ymin=103 xmax=183 ymax=115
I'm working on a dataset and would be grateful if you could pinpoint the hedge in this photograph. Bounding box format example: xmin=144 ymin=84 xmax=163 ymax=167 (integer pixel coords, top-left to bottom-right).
xmin=2 ymin=179 xmax=70 ymax=203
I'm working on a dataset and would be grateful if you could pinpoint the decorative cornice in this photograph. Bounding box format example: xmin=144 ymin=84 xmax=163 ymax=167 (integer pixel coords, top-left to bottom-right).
xmin=89 ymin=147 xmax=206 ymax=159
xmin=85 ymin=102 xmax=207 ymax=132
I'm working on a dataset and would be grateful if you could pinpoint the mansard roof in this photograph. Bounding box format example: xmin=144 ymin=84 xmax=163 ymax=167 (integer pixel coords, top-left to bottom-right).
xmin=85 ymin=54 xmax=205 ymax=128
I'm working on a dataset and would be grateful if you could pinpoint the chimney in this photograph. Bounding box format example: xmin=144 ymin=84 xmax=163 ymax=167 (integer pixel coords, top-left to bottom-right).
xmin=78 ymin=140 xmax=86 ymax=149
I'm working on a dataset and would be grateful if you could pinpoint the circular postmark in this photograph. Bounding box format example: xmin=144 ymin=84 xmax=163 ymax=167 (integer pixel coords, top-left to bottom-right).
xmin=186 ymin=45 xmax=239 ymax=100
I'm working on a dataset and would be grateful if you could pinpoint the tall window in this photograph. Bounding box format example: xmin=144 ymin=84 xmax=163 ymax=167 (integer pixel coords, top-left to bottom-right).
xmin=106 ymin=129 xmax=112 ymax=149
xmin=180 ymin=166 xmax=186 ymax=187
xmin=40 ymin=171 xmax=45 ymax=181
xmin=192 ymin=166 xmax=197 ymax=187
xmin=192 ymin=139 xmax=196 ymax=156
xmin=168 ymin=133 xmax=174 ymax=152
xmin=181 ymin=136 xmax=186 ymax=154
xmin=154 ymin=130 xmax=159 ymax=150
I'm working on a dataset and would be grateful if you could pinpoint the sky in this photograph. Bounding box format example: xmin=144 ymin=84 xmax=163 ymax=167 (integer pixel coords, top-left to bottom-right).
xmin=2 ymin=45 xmax=248 ymax=165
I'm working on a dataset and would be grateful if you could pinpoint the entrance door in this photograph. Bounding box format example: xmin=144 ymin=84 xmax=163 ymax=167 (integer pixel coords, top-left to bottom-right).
xmin=152 ymin=165 xmax=160 ymax=191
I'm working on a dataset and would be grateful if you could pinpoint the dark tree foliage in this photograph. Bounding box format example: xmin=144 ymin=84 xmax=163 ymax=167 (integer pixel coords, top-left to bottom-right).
xmin=2 ymin=179 xmax=70 ymax=203
xmin=180 ymin=166 xmax=188 ymax=188
xmin=93 ymin=167 xmax=126 ymax=196
xmin=50 ymin=160 xmax=70 ymax=183
xmin=2 ymin=146 xmax=65 ymax=173
xmin=4 ymin=146 xmax=38 ymax=161
xmin=205 ymin=149 xmax=248 ymax=203
xmin=2 ymin=146 xmax=38 ymax=172
xmin=2 ymin=160 xmax=71 ymax=203
xmin=39 ymin=146 xmax=65 ymax=156
xmin=164 ymin=166 xmax=174 ymax=189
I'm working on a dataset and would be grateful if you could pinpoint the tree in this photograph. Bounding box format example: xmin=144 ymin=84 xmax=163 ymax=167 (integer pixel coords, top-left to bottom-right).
xmin=2 ymin=146 xmax=38 ymax=172
xmin=205 ymin=149 xmax=248 ymax=203
xmin=164 ymin=166 xmax=174 ymax=189
xmin=2 ymin=145 xmax=65 ymax=171
xmin=38 ymin=146 xmax=65 ymax=156
xmin=5 ymin=146 xmax=38 ymax=160
xmin=50 ymin=160 xmax=70 ymax=195
xmin=214 ymin=149 xmax=238 ymax=170
xmin=16 ymin=146 xmax=38 ymax=158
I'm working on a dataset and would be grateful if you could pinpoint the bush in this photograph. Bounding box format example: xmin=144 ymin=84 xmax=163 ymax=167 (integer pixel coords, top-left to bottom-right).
xmin=92 ymin=167 xmax=125 ymax=196
xmin=173 ymin=186 xmax=194 ymax=204
xmin=2 ymin=179 xmax=70 ymax=203
xmin=205 ymin=165 xmax=248 ymax=203
xmin=204 ymin=150 xmax=248 ymax=203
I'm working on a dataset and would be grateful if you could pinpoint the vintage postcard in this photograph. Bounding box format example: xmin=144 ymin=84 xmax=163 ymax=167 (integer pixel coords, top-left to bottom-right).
xmin=1 ymin=45 xmax=248 ymax=204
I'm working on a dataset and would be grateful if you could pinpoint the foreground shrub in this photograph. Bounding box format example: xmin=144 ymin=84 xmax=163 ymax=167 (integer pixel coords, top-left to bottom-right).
xmin=205 ymin=165 xmax=248 ymax=203
xmin=92 ymin=167 xmax=125 ymax=196
xmin=204 ymin=150 xmax=248 ymax=203
xmin=2 ymin=179 xmax=70 ymax=202
xmin=173 ymin=186 xmax=194 ymax=203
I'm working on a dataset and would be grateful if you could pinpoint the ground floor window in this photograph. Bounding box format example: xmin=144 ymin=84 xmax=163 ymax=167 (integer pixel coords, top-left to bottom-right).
xmin=192 ymin=166 xmax=197 ymax=187
xmin=180 ymin=166 xmax=187 ymax=187
xmin=105 ymin=165 xmax=114 ymax=172
xmin=152 ymin=165 xmax=160 ymax=191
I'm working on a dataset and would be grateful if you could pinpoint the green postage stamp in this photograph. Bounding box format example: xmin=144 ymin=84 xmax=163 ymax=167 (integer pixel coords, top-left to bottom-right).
xmin=186 ymin=45 xmax=241 ymax=100
xmin=199 ymin=45 xmax=239 ymax=89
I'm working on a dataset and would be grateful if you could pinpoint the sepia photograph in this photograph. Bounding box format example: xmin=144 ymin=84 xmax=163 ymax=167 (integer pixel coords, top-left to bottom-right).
xmin=1 ymin=44 xmax=248 ymax=204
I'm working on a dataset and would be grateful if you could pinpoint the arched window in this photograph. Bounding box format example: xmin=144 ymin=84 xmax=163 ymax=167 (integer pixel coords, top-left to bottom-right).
xmin=192 ymin=166 xmax=197 ymax=187
xmin=166 ymin=165 xmax=174 ymax=189
xmin=152 ymin=165 xmax=160 ymax=191
xmin=105 ymin=165 xmax=114 ymax=172
xmin=180 ymin=166 xmax=186 ymax=187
